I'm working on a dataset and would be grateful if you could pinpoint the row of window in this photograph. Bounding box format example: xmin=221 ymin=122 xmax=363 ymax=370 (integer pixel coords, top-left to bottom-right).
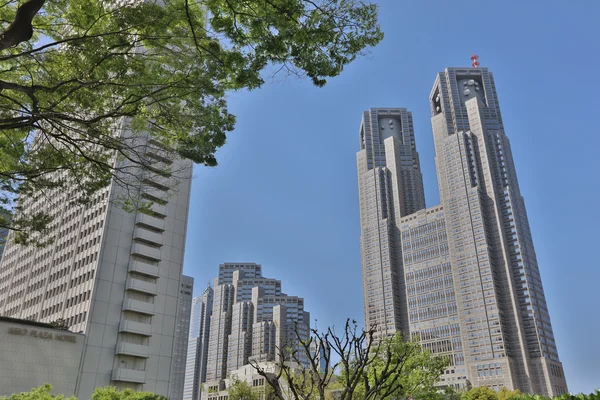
xmin=68 ymin=269 xmax=95 ymax=289
xmin=66 ymin=289 xmax=91 ymax=308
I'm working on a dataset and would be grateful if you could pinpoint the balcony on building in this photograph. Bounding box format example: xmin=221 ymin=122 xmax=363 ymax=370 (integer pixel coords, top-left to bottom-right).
xmin=142 ymin=186 xmax=168 ymax=203
xmin=150 ymin=159 xmax=171 ymax=174
xmin=151 ymin=202 xmax=168 ymax=218
xmin=142 ymin=171 xmax=171 ymax=192
xmin=115 ymin=342 xmax=151 ymax=358
xmin=128 ymin=259 xmax=160 ymax=278
xmin=135 ymin=212 xmax=165 ymax=232
xmin=122 ymin=298 xmax=155 ymax=316
xmin=133 ymin=227 xmax=163 ymax=247
xmin=125 ymin=275 xmax=158 ymax=296
xmin=119 ymin=319 xmax=153 ymax=337
xmin=111 ymin=367 xmax=146 ymax=384
xmin=131 ymin=242 xmax=161 ymax=262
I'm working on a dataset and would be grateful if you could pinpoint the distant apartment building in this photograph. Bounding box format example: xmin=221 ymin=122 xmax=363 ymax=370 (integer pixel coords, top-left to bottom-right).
xmin=0 ymin=133 xmax=194 ymax=399
xmin=184 ymin=286 xmax=214 ymax=400
xmin=356 ymin=64 xmax=568 ymax=396
xmin=203 ymin=263 xmax=310 ymax=395
xmin=171 ymin=275 xmax=194 ymax=400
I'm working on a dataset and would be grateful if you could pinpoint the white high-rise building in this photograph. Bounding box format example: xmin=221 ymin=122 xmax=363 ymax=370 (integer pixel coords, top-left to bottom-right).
xmin=356 ymin=108 xmax=426 ymax=342
xmin=171 ymin=275 xmax=194 ymax=400
xmin=356 ymin=63 xmax=568 ymax=396
xmin=184 ymin=286 xmax=213 ymax=400
xmin=203 ymin=263 xmax=310 ymax=396
xmin=0 ymin=134 xmax=194 ymax=398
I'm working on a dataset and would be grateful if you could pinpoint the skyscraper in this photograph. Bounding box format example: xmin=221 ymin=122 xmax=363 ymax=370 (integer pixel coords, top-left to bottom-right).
xmin=357 ymin=64 xmax=568 ymax=396
xmin=204 ymin=263 xmax=310 ymax=393
xmin=356 ymin=108 xmax=426 ymax=341
xmin=0 ymin=135 xmax=194 ymax=399
xmin=184 ymin=286 xmax=213 ymax=400
xmin=171 ymin=275 xmax=194 ymax=400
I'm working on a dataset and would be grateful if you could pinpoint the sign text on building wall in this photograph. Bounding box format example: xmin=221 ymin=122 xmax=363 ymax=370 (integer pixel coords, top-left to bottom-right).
xmin=7 ymin=327 xmax=77 ymax=343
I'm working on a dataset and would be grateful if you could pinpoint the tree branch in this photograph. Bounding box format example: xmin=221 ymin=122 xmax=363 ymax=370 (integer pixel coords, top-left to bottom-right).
xmin=0 ymin=0 xmax=45 ymax=51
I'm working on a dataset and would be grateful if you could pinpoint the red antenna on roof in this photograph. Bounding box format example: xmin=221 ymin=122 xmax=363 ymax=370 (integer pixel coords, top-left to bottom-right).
xmin=470 ymin=54 xmax=480 ymax=68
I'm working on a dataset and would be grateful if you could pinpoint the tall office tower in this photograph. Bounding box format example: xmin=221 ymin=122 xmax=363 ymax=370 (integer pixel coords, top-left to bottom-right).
xmin=170 ymin=276 xmax=194 ymax=400
xmin=0 ymin=134 xmax=195 ymax=399
xmin=184 ymin=287 xmax=214 ymax=400
xmin=204 ymin=263 xmax=310 ymax=392
xmin=399 ymin=206 xmax=466 ymax=388
xmin=357 ymin=64 xmax=567 ymax=396
xmin=205 ymin=263 xmax=268 ymax=382
xmin=427 ymin=66 xmax=567 ymax=396
xmin=356 ymin=108 xmax=426 ymax=341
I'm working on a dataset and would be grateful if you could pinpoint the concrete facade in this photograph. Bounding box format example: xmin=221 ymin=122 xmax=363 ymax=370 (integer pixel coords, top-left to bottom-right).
xmin=203 ymin=263 xmax=310 ymax=396
xmin=203 ymin=362 xmax=317 ymax=400
xmin=400 ymin=206 xmax=466 ymax=388
xmin=170 ymin=275 xmax=194 ymax=400
xmin=203 ymin=362 xmax=280 ymax=400
xmin=0 ymin=317 xmax=85 ymax=396
xmin=356 ymin=108 xmax=426 ymax=341
xmin=0 ymin=133 xmax=194 ymax=398
xmin=184 ymin=287 xmax=214 ymax=400
xmin=0 ymin=227 xmax=7 ymax=263
xmin=357 ymin=66 xmax=568 ymax=396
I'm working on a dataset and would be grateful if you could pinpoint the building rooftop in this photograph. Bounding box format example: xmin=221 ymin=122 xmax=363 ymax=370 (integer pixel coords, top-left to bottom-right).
xmin=0 ymin=315 xmax=69 ymax=331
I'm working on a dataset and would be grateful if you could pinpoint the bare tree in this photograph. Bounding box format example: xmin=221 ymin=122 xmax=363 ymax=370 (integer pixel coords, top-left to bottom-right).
xmin=249 ymin=319 xmax=446 ymax=400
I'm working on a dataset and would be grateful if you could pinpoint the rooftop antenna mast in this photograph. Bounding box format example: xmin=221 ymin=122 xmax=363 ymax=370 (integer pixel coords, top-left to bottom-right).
xmin=471 ymin=54 xmax=480 ymax=68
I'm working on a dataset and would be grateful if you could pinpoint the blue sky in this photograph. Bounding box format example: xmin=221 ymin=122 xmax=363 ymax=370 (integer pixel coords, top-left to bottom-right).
xmin=183 ymin=0 xmax=600 ymax=394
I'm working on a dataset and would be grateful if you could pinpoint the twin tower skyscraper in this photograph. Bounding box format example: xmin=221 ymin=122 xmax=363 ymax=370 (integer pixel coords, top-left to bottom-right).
xmin=357 ymin=65 xmax=568 ymax=396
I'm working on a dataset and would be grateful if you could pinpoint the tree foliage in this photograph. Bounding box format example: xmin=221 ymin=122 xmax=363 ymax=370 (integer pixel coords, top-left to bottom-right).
xmin=497 ymin=388 xmax=523 ymax=400
xmin=463 ymin=386 xmax=502 ymax=400
xmin=354 ymin=333 xmax=447 ymax=399
xmin=0 ymin=385 xmax=74 ymax=400
xmin=0 ymin=385 xmax=168 ymax=400
xmin=227 ymin=379 xmax=260 ymax=400
xmin=249 ymin=319 xmax=446 ymax=400
xmin=0 ymin=0 xmax=383 ymax=244
xmin=460 ymin=388 xmax=600 ymax=400
xmin=91 ymin=387 xmax=167 ymax=400
xmin=48 ymin=317 xmax=70 ymax=330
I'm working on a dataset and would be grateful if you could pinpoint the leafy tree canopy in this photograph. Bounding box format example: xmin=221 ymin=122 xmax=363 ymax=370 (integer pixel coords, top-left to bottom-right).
xmin=463 ymin=386 xmax=501 ymax=400
xmin=459 ymin=387 xmax=600 ymax=400
xmin=91 ymin=387 xmax=167 ymax=400
xmin=250 ymin=320 xmax=447 ymax=400
xmin=0 ymin=385 xmax=168 ymax=400
xmin=0 ymin=385 xmax=74 ymax=400
xmin=497 ymin=388 xmax=524 ymax=400
xmin=0 ymin=0 xmax=383 ymax=244
xmin=226 ymin=379 xmax=261 ymax=400
xmin=348 ymin=333 xmax=447 ymax=400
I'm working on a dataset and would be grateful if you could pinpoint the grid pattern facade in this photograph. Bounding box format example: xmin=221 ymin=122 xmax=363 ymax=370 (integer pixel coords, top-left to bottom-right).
xmin=0 ymin=222 xmax=8 ymax=263
xmin=400 ymin=206 xmax=467 ymax=389
xmin=356 ymin=67 xmax=567 ymax=396
xmin=0 ymin=134 xmax=194 ymax=399
xmin=204 ymin=263 xmax=310 ymax=393
xmin=170 ymin=275 xmax=194 ymax=400
xmin=429 ymin=67 xmax=567 ymax=395
xmin=183 ymin=287 xmax=213 ymax=400
xmin=357 ymin=108 xmax=426 ymax=341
